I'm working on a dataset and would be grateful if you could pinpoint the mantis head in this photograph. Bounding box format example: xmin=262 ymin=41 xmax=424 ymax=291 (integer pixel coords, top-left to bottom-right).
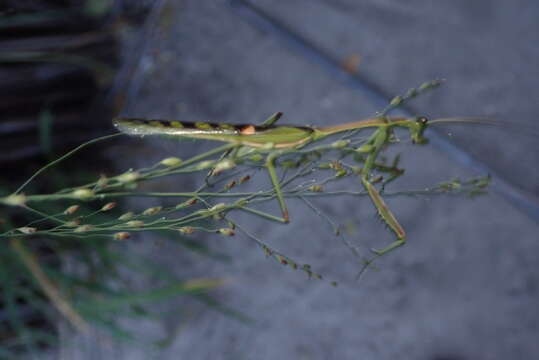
xmin=410 ymin=116 xmax=429 ymax=144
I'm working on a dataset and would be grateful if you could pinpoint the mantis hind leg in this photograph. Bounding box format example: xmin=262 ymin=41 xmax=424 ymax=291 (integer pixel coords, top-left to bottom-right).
xmin=265 ymin=152 xmax=290 ymax=223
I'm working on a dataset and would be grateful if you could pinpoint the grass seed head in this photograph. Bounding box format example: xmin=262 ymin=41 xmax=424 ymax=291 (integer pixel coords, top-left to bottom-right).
xmin=239 ymin=175 xmax=251 ymax=184
xmin=17 ymin=227 xmax=37 ymax=234
xmin=178 ymin=226 xmax=195 ymax=234
xmin=64 ymin=205 xmax=80 ymax=215
xmin=65 ymin=219 xmax=81 ymax=227
xmin=4 ymin=193 xmax=27 ymax=206
xmin=218 ymin=228 xmax=235 ymax=236
xmin=142 ymin=206 xmax=162 ymax=216
xmin=113 ymin=232 xmax=131 ymax=240
xmin=72 ymin=188 xmax=95 ymax=200
xmin=116 ymin=171 xmax=140 ymax=183
xmin=125 ymin=220 xmax=144 ymax=228
xmin=101 ymin=202 xmax=117 ymax=211
xmin=160 ymin=157 xmax=182 ymax=167
xmin=118 ymin=212 xmax=134 ymax=220
xmin=74 ymin=224 xmax=94 ymax=233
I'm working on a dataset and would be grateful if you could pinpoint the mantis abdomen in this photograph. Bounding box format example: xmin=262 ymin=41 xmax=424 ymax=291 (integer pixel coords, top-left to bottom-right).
xmin=113 ymin=117 xmax=315 ymax=149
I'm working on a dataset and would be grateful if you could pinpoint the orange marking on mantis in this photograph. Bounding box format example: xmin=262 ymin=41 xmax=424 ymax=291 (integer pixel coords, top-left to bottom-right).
xmin=240 ymin=125 xmax=256 ymax=135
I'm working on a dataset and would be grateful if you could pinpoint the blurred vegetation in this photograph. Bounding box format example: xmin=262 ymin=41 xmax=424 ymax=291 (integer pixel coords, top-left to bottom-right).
xmin=0 ymin=0 xmax=241 ymax=358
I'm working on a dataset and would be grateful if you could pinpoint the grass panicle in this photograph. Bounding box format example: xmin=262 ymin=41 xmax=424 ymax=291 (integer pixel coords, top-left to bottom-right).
xmin=0 ymin=81 xmax=492 ymax=353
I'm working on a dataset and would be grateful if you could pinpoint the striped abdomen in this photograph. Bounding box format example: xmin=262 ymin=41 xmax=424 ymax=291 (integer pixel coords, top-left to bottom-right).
xmin=113 ymin=117 xmax=314 ymax=148
xmin=113 ymin=118 xmax=244 ymax=136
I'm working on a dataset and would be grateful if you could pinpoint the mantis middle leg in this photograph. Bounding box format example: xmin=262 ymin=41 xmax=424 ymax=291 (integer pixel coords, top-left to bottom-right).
xmin=265 ymin=151 xmax=290 ymax=223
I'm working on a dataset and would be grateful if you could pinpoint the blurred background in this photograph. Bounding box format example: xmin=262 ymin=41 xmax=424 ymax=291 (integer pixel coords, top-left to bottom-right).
xmin=1 ymin=0 xmax=538 ymax=359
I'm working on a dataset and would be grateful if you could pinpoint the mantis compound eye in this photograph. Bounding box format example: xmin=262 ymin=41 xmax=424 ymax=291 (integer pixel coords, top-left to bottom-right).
xmin=416 ymin=116 xmax=428 ymax=125
xmin=411 ymin=116 xmax=429 ymax=145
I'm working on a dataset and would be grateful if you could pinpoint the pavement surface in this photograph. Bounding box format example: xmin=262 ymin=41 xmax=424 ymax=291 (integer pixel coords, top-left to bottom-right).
xmin=58 ymin=1 xmax=539 ymax=359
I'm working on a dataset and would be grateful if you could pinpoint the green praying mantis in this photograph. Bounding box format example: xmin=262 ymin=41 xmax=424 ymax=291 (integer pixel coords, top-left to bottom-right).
xmin=112 ymin=80 xmax=478 ymax=260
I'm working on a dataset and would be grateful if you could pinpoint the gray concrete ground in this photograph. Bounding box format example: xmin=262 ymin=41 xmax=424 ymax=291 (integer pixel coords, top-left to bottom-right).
xmin=59 ymin=1 xmax=539 ymax=359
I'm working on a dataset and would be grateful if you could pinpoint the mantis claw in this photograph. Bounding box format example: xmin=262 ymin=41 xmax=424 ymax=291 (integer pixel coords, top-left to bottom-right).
xmin=370 ymin=238 xmax=406 ymax=256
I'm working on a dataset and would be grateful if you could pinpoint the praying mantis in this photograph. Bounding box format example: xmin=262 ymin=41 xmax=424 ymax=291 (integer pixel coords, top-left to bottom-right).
xmin=112 ymin=80 xmax=471 ymax=259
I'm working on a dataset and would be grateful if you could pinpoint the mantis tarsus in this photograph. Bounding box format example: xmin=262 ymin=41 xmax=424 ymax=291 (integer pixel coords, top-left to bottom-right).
xmin=112 ymin=80 xmax=467 ymax=260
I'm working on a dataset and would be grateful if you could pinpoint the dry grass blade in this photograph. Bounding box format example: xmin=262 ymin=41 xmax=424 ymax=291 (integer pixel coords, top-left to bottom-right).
xmin=9 ymin=238 xmax=90 ymax=334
